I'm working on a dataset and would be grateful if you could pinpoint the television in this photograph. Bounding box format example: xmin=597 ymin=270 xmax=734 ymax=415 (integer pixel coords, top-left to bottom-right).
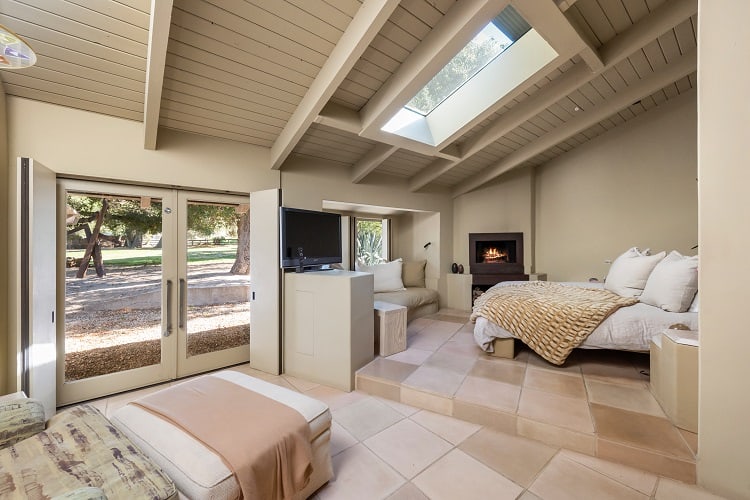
xmin=280 ymin=207 xmax=342 ymax=270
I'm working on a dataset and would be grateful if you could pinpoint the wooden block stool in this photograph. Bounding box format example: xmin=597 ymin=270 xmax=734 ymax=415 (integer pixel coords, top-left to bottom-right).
xmin=374 ymin=301 xmax=407 ymax=356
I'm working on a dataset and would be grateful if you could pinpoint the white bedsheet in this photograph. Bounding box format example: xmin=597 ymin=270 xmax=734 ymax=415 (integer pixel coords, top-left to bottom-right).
xmin=473 ymin=282 xmax=698 ymax=352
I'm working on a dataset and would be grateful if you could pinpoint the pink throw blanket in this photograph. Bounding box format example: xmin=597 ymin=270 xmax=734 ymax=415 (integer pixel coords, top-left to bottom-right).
xmin=132 ymin=376 xmax=312 ymax=500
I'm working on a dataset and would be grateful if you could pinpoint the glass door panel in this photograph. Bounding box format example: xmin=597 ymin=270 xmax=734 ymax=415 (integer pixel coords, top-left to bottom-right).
xmin=176 ymin=193 xmax=250 ymax=376
xmin=57 ymin=181 xmax=176 ymax=405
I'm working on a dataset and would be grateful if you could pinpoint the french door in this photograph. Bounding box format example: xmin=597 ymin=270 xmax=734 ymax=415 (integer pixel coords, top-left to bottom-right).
xmin=57 ymin=180 xmax=250 ymax=405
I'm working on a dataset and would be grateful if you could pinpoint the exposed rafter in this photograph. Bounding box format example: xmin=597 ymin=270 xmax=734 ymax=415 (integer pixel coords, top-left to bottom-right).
xmin=143 ymin=0 xmax=174 ymax=150
xmin=351 ymin=144 xmax=398 ymax=183
xmin=408 ymin=0 xmax=698 ymax=191
xmin=269 ymin=0 xmax=400 ymax=170
xmin=512 ymin=0 xmax=603 ymax=72
xmin=451 ymin=49 xmax=697 ymax=197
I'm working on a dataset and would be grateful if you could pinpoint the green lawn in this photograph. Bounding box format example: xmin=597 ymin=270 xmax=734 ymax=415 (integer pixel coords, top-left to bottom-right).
xmin=67 ymin=245 xmax=238 ymax=267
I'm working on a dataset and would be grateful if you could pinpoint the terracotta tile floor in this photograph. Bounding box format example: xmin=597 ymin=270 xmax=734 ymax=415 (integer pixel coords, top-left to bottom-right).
xmin=80 ymin=310 xmax=727 ymax=499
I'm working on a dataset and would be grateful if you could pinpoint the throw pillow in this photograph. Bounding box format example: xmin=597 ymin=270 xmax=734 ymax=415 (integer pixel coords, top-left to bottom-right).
xmin=640 ymin=251 xmax=699 ymax=312
xmin=402 ymin=260 xmax=426 ymax=288
xmin=357 ymin=258 xmax=405 ymax=293
xmin=604 ymin=247 xmax=666 ymax=298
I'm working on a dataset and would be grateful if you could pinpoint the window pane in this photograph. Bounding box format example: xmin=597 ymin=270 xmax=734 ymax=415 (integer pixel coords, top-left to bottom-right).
xmin=355 ymin=219 xmax=385 ymax=265
xmin=404 ymin=5 xmax=530 ymax=116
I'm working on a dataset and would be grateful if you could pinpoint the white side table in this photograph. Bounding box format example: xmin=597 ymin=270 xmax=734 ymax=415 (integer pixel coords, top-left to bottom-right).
xmin=650 ymin=329 xmax=699 ymax=432
xmin=374 ymin=301 xmax=407 ymax=356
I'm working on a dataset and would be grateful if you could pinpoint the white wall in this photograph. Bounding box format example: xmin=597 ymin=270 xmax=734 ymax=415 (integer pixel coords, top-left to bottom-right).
xmin=697 ymin=2 xmax=750 ymax=497
xmin=535 ymin=92 xmax=698 ymax=281
xmin=6 ymin=97 xmax=279 ymax=192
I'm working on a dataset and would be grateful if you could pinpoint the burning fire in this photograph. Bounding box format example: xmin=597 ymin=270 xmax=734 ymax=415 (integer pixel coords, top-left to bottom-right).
xmin=483 ymin=247 xmax=508 ymax=263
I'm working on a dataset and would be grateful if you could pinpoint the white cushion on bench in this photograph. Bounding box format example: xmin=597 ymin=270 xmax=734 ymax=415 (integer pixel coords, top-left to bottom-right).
xmin=111 ymin=370 xmax=332 ymax=500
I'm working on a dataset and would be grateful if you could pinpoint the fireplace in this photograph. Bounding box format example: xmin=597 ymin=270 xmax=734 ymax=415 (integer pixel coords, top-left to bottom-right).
xmin=470 ymin=232 xmax=524 ymax=275
xmin=469 ymin=232 xmax=528 ymax=301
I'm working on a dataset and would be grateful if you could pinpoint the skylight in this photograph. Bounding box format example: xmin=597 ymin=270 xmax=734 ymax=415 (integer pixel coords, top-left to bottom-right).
xmin=381 ymin=5 xmax=557 ymax=148
xmin=404 ymin=6 xmax=531 ymax=116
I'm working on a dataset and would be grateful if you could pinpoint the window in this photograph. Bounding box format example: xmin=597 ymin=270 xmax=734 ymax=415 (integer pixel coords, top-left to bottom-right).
xmin=354 ymin=218 xmax=389 ymax=265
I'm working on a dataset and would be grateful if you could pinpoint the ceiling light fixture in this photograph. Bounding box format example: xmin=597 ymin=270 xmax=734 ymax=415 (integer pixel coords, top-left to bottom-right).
xmin=0 ymin=24 xmax=36 ymax=69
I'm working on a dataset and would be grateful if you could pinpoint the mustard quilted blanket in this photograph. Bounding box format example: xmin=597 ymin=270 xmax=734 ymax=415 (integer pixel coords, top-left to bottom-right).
xmin=471 ymin=282 xmax=638 ymax=365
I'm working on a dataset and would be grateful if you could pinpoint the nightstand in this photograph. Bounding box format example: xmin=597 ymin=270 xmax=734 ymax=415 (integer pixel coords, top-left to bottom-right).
xmin=650 ymin=329 xmax=699 ymax=432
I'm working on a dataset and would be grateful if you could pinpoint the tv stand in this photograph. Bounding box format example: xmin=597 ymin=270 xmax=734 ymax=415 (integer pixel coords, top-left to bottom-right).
xmin=283 ymin=270 xmax=374 ymax=391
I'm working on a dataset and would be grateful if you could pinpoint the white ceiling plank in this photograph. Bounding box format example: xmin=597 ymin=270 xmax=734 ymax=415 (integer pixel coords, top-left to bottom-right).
xmin=143 ymin=0 xmax=174 ymax=150
xmin=2 ymin=83 xmax=143 ymax=121
xmin=269 ymin=0 xmax=401 ymax=170
xmin=599 ymin=0 xmax=696 ymax=66
xmin=452 ymin=48 xmax=696 ymax=196
xmin=359 ymin=0 xmax=511 ymax=136
xmin=351 ymin=144 xmax=399 ymax=182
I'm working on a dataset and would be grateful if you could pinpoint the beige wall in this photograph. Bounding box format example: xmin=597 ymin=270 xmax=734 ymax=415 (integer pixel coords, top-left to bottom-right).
xmin=6 ymin=97 xmax=279 ymax=192
xmin=0 ymin=84 xmax=8 ymax=393
xmin=395 ymin=211 xmax=441 ymax=289
xmin=535 ymin=92 xmax=697 ymax=282
xmin=280 ymin=156 xmax=453 ymax=302
xmin=452 ymin=166 xmax=535 ymax=274
xmin=697 ymin=2 xmax=750 ymax=497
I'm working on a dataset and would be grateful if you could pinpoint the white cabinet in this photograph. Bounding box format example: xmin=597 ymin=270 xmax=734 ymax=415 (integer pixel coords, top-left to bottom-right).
xmin=650 ymin=330 xmax=699 ymax=432
xmin=446 ymin=273 xmax=473 ymax=311
xmin=284 ymin=270 xmax=374 ymax=391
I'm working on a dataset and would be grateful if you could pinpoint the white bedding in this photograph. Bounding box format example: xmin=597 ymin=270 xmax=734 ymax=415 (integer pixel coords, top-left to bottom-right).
xmin=473 ymin=282 xmax=698 ymax=352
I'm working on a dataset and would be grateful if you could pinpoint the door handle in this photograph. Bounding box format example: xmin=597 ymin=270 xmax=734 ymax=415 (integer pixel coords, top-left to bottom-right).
xmin=165 ymin=279 xmax=173 ymax=337
xmin=179 ymin=278 xmax=187 ymax=329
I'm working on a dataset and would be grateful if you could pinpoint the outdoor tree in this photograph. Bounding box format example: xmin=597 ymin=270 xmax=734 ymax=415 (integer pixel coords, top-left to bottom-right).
xmin=67 ymin=196 xmax=251 ymax=277
xmin=356 ymin=220 xmax=384 ymax=265
xmin=406 ymin=34 xmax=506 ymax=113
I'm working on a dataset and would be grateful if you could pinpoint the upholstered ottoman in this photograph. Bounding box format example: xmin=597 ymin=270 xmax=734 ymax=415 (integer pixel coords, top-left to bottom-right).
xmin=111 ymin=370 xmax=333 ymax=499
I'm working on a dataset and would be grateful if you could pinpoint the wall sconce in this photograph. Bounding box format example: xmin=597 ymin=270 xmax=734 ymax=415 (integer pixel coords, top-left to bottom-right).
xmin=0 ymin=24 xmax=37 ymax=69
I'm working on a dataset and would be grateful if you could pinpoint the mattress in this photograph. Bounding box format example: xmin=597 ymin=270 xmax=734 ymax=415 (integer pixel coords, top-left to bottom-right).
xmin=473 ymin=282 xmax=699 ymax=352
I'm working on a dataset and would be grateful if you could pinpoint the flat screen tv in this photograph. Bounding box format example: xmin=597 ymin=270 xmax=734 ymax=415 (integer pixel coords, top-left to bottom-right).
xmin=280 ymin=207 xmax=342 ymax=269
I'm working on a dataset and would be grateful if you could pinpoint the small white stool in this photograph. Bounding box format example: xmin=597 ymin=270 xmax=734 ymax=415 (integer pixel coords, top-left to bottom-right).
xmin=374 ymin=301 xmax=407 ymax=356
xmin=650 ymin=330 xmax=699 ymax=432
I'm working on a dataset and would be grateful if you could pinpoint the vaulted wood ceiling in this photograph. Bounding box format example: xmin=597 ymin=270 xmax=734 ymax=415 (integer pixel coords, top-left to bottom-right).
xmin=0 ymin=0 xmax=697 ymax=196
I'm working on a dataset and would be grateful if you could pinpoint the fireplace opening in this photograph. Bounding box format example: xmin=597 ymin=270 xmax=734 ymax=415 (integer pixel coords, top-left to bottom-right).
xmin=476 ymin=241 xmax=517 ymax=264
xmin=469 ymin=232 xmax=524 ymax=275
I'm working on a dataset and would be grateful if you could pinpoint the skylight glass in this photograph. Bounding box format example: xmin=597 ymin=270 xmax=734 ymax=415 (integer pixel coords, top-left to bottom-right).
xmin=404 ymin=6 xmax=531 ymax=116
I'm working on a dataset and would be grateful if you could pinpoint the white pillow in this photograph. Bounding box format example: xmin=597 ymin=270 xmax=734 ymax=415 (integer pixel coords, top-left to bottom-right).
xmin=639 ymin=251 xmax=699 ymax=312
xmin=356 ymin=258 xmax=405 ymax=293
xmin=604 ymin=247 xmax=666 ymax=298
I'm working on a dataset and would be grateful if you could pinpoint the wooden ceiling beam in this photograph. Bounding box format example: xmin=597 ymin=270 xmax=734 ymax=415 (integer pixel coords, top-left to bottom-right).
xmin=512 ymin=0 xmax=603 ymax=72
xmin=143 ymin=0 xmax=173 ymax=150
xmin=409 ymin=0 xmax=698 ymax=191
xmin=451 ymin=49 xmax=696 ymax=197
xmin=269 ymin=0 xmax=399 ymax=170
xmin=351 ymin=144 xmax=399 ymax=183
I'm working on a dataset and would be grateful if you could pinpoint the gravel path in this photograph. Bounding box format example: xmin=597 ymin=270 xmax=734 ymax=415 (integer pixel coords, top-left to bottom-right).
xmin=64 ymin=262 xmax=251 ymax=380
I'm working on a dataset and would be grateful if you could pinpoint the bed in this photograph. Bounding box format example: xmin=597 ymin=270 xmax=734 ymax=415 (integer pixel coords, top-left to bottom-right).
xmin=473 ymin=281 xmax=699 ymax=360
